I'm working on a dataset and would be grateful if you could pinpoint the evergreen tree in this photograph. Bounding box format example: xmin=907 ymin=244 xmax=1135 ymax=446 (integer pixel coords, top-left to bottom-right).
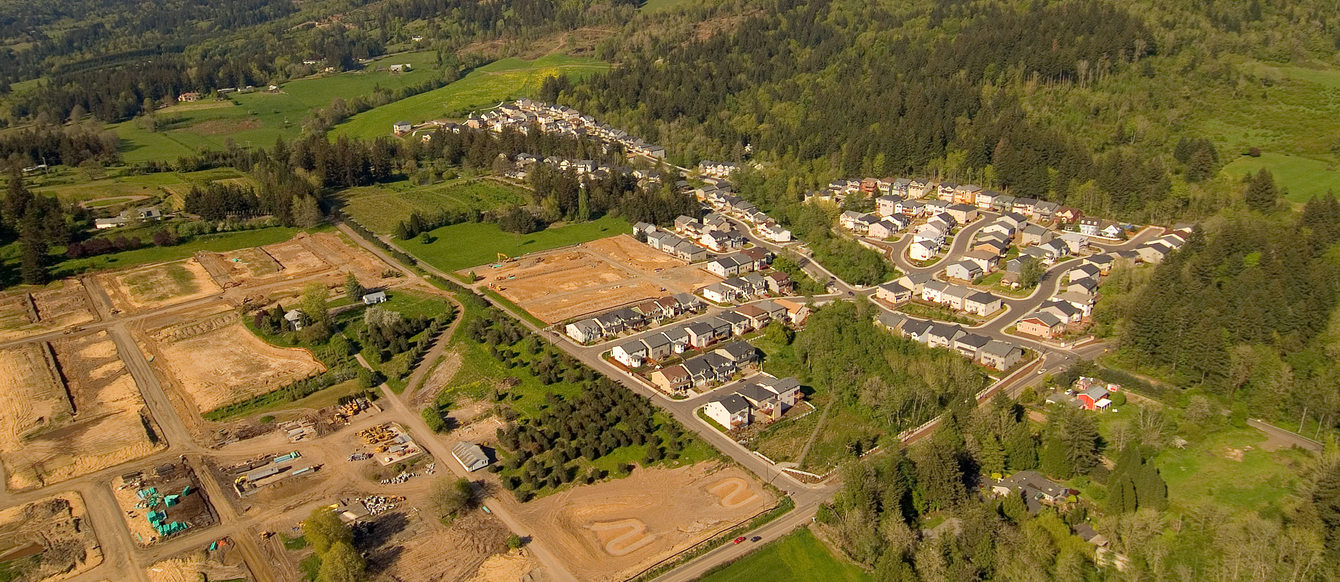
xmin=911 ymin=439 xmax=966 ymax=510
xmin=1005 ymin=424 xmax=1038 ymax=470
xmin=1244 ymin=169 xmax=1278 ymax=212
xmin=344 ymin=272 xmax=366 ymax=300
xmin=1110 ymin=474 xmax=1138 ymax=513
xmin=979 ymin=434 xmax=1006 ymax=476
xmin=1041 ymin=435 xmax=1071 ymax=479
xmin=1135 ymin=462 xmax=1168 ymax=511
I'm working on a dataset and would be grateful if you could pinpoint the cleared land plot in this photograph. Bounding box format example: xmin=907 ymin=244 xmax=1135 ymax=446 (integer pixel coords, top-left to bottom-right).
xmin=0 ymin=492 xmax=103 ymax=582
xmin=508 ymin=462 xmax=772 ymax=582
xmin=460 ymin=234 xmax=718 ymax=324
xmin=0 ymin=280 xmax=96 ymax=342
xmin=143 ymin=317 xmax=325 ymax=415
xmin=369 ymin=510 xmax=515 ymax=582
xmin=334 ymin=54 xmax=610 ymax=139
xmin=698 ymin=527 xmax=871 ymax=582
xmin=146 ymin=546 xmax=252 ymax=582
xmin=338 ymin=178 xmax=528 ymax=234
xmin=0 ymin=331 xmax=163 ymax=490
xmin=112 ymin=462 xmax=217 ymax=547
xmin=99 ymin=259 xmax=221 ymax=312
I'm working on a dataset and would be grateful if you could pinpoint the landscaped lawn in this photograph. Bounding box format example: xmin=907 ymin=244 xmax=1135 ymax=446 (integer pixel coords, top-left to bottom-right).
xmin=699 ymin=527 xmax=871 ymax=582
xmin=333 ymin=54 xmax=610 ymax=139
xmin=338 ymin=178 xmax=528 ymax=233
xmin=405 ymin=215 xmax=629 ymax=272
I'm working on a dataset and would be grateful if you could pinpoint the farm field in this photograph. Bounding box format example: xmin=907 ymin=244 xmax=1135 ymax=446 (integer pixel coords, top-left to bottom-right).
xmin=333 ymin=54 xmax=610 ymax=139
xmin=505 ymin=462 xmax=774 ymax=582
xmin=464 ymin=234 xmax=718 ymax=324
xmin=112 ymin=51 xmax=453 ymax=161
xmin=338 ymin=177 xmax=528 ymax=233
xmin=407 ymin=214 xmax=629 ymax=272
xmin=0 ymin=331 xmax=164 ymax=490
xmin=698 ymin=527 xmax=871 ymax=582
xmin=0 ymin=492 xmax=103 ymax=582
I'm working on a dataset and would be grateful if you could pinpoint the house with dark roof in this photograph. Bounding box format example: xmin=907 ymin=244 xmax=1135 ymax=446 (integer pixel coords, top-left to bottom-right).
xmin=978 ymin=340 xmax=1024 ymax=371
xmin=991 ymin=471 xmax=1076 ymax=512
xmin=705 ymin=394 xmax=752 ymax=429
xmin=715 ymin=341 xmax=758 ymax=366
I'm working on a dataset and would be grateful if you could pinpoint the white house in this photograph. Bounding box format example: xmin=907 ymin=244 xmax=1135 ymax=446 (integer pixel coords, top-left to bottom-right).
xmin=610 ymin=340 xmax=647 ymax=367
xmin=704 ymin=394 xmax=751 ymax=429
xmin=909 ymin=241 xmax=939 ymax=261
xmin=945 ymin=260 xmax=982 ymax=281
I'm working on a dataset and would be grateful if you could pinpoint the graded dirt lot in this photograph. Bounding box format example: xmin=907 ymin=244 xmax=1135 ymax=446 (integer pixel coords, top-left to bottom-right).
xmin=141 ymin=316 xmax=325 ymax=414
xmin=145 ymin=545 xmax=252 ymax=582
xmin=0 ymin=280 xmax=97 ymax=342
xmin=0 ymin=332 xmax=163 ymax=490
xmin=0 ymin=492 xmax=103 ymax=582
xmin=463 ymin=234 xmax=719 ymax=324
xmin=195 ymin=232 xmax=399 ymax=292
xmin=99 ymin=259 xmax=222 ymax=312
xmin=507 ymin=462 xmax=773 ymax=581
xmin=371 ymin=510 xmax=514 ymax=582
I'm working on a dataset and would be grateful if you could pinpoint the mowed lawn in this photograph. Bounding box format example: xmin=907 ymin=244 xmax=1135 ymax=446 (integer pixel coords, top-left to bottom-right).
xmin=1221 ymin=152 xmax=1340 ymax=203
xmin=406 ymin=215 xmax=629 ymax=272
xmin=338 ymin=178 xmax=528 ymax=233
xmin=333 ymin=54 xmax=610 ymax=139
xmin=700 ymin=528 xmax=871 ymax=582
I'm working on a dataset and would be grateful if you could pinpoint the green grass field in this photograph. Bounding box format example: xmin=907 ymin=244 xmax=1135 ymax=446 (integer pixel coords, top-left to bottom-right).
xmin=699 ymin=527 xmax=871 ymax=582
xmin=51 ymin=227 xmax=300 ymax=278
xmin=112 ymin=51 xmax=452 ymax=161
xmin=1221 ymin=152 xmax=1340 ymax=203
xmin=1153 ymin=426 xmax=1312 ymax=513
xmin=405 ymin=214 xmax=629 ymax=272
xmin=333 ymin=54 xmax=610 ymax=139
xmin=29 ymin=167 xmax=254 ymax=207
xmin=338 ymin=178 xmax=529 ymax=233
xmin=640 ymin=0 xmax=698 ymax=12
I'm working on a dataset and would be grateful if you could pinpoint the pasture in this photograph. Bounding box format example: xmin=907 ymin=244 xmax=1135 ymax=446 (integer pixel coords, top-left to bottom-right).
xmin=29 ymin=167 xmax=254 ymax=208
xmin=333 ymin=54 xmax=610 ymax=139
xmin=405 ymin=214 xmax=629 ymax=272
xmin=112 ymin=50 xmax=450 ymax=161
xmin=1221 ymin=152 xmax=1340 ymax=203
xmin=338 ymin=177 xmax=529 ymax=233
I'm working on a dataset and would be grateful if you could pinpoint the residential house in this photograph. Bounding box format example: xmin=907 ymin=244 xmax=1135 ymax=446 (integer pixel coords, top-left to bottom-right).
xmin=908 ymin=178 xmax=933 ymax=198
xmin=632 ymin=222 xmax=656 ymax=237
xmin=896 ymin=199 xmax=926 ymax=217
xmin=765 ymin=271 xmax=793 ymax=295
xmin=739 ymin=247 xmax=774 ymax=270
xmin=1033 ymin=200 xmax=1060 ymax=223
xmin=1055 ymin=207 xmax=1083 ymax=225
xmin=1059 ymin=232 xmax=1089 ymax=255
xmin=945 ymin=260 xmax=983 ymax=281
xmin=876 ymin=311 xmax=908 ymax=333
xmin=662 ymin=326 xmax=691 ymax=353
xmin=707 ymin=255 xmax=745 ymax=278
xmin=1056 ymin=291 xmax=1095 ymax=318
xmin=393 ymin=121 xmax=413 ymax=136
xmin=914 ymin=223 xmax=947 ymax=246
xmin=284 ymin=309 xmax=306 ymax=331
xmin=1021 ymin=224 xmax=1053 ymax=246
xmin=611 ymin=340 xmax=647 ymax=367
xmin=1067 ymin=278 xmax=1099 ymax=297
xmin=1100 ymin=222 xmax=1123 ymax=239
xmin=715 ymin=341 xmax=758 ymax=366
xmin=565 ymin=319 xmax=603 ymax=343
xmin=963 ymin=291 xmax=1003 ymax=316
xmin=641 ymin=333 xmax=674 ymax=362
xmin=1136 ymin=242 xmax=1172 ymax=264
xmin=673 ymin=293 xmax=706 ymax=314
xmin=633 ymin=300 xmax=666 ymax=322
xmin=978 ymin=340 xmax=1024 ymax=371
xmin=674 ymin=241 xmax=708 ymax=262
xmin=946 ymin=203 xmax=980 ymax=224
xmin=1078 ymin=217 xmax=1101 ymax=236
xmin=1084 ymin=254 xmax=1115 ymax=275
xmin=975 ymin=189 xmax=999 ymax=210
xmin=868 ymin=220 xmax=900 ymax=240
xmin=705 ymin=394 xmax=752 ymax=429
xmin=704 ymin=317 xmax=734 ymax=342
xmin=702 ymin=351 xmax=737 ymax=379
xmin=921 ymin=280 xmax=949 ymax=304
xmin=992 ymin=471 xmax=1075 ymax=512
xmin=773 ymin=298 xmax=811 ymax=325
xmin=991 ymin=195 xmax=1016 ymax=213
xmin=954 ymin=184 xmax=982 ymax=206
xmin=1040 ymin=299 xmax=1083 ymax=324
xmin=877 ymin=281 xmax=914 ymax=304
xmin=925 ymin=322 xmax=964 ymax=349
xmin=963 ymin=249 xmax=1000 ymax=272
xmin=753 ymin=300 xmax=788 ymax=322
xmin=900 ymin=318 xmax=933 ymax=343
xmin=876 ymin=195 xmax=903 ymax=217
xmin=716 ymin=310 xmax=753 ymax=336
xmin=1013 ymin=197 xmax=1038 ymax=216
xmin=953 ymin=333 xmax=991 ymax=359
xmin=700 ymin=283 xmax=734 ymax=304
xmin=759 ymin=221 xmax=792 ymax=242
xmin=682 ymin=355 xmax=717 ymax=386
xmin=941 ymin=285 xmax=973 ymax=311
xmin=1037 ymin=239 xmax=1071 ymax=261
xmin=702 ymin=230 xmax=744 ymax=252
xmin=896 ymin=272 xmax=933 ymax=294
xmin=1067 ymin=264 xmax=1101 ymax=283
xmin=735 ymin=304 xmax=772 ymax=329
xmin=979 ymin=220 xmax=1017 ymax=240
xmin=1017 ymin=312 xmax=1065 ymax=339
xmin=909 ymin=240 xmax=939 ymax=261
xmin=974 ymin=236 xmax=1011 ymax=258
xmin=361 ymin=291 xmax=388 ymax=305
xmin=840 ymin=211 xmax=868 ymax=232
xmin=684 ymin=322 xmax=717 ymax=348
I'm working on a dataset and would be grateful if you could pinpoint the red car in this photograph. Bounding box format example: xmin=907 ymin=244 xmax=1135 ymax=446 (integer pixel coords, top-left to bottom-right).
xmin=733 ymin=536 xmax=747 ymax=544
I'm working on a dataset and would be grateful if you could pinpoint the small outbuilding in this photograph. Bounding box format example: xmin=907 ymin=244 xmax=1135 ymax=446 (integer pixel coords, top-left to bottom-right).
xmin=361 ymin=291 xmax=388 ymax=305
xmin=452 ymin=442 xmax=490 ymax=472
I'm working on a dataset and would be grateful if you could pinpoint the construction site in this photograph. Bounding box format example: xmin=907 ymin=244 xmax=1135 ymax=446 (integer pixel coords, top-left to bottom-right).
xmin=226 ymin=450 xmax=320 ymax=497
xmin=0 ymin=332 xmax=164 ymax=491
xmin=0 ymin=279 xmax=97 ymax=343
xmin=112 ymin=461 xmax=218 ymax=547
xmin=145 ymin=539 xmax=252 ymax=582
xmin=502 ymin=462 xmax=774 ymax=581
xmin=463 ymin=234 xmax=720 ymax=324
xmin=0 ymin=492 xmax=103 ymax=582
